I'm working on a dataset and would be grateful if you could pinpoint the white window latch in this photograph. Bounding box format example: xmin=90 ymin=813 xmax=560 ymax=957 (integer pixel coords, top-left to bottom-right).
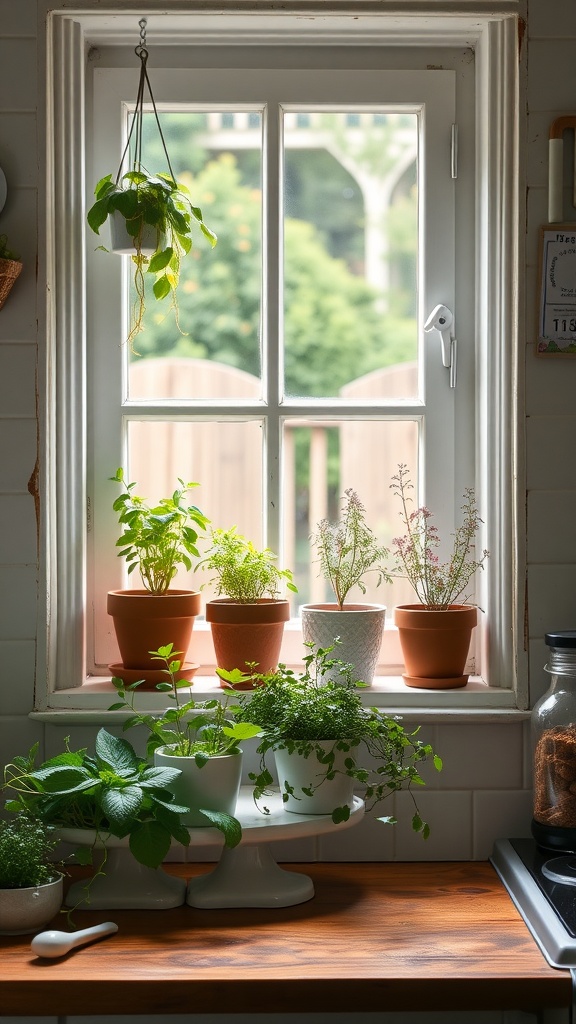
xmin=424 ymin=304 xmax=457 ymax=388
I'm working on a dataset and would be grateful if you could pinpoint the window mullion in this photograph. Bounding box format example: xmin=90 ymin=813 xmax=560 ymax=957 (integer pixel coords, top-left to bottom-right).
xmin=263 ymin=100 xmax=282 ymax=555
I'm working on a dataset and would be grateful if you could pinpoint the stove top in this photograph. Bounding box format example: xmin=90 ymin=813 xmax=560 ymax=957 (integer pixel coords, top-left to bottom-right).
xmin=491 ymin=837 xmax=576 ymax=968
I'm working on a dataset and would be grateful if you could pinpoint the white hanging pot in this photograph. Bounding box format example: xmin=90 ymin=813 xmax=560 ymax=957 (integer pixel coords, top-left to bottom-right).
xmin=109 ymin=209 xmax=160 ymax=256
xmin=274 ymin=741 xmax=355 ymax=815
xmin=301 ymin=603 xmax=386 ymax=685
xmin=154 ymin=746 xmax=243 ymax=828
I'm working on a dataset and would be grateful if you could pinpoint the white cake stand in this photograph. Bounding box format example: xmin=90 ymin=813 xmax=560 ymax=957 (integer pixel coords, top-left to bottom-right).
xmin=186 ymin=788 xmax=364 ymax=909
xmin=57 ymin=789 xmax=364 ymax=911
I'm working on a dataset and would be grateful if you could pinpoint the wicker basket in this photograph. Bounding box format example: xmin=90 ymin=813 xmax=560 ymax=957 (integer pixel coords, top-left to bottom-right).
xmin=0 ymin=257 xmax=23 ymax=310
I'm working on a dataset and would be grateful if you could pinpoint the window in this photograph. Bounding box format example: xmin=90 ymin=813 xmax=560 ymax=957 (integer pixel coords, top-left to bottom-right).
xmin=41 ymin=10 xmax=522 ymax=713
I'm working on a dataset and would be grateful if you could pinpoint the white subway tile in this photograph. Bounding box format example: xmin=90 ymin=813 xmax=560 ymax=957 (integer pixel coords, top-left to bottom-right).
xmin=434 ymin=724 xmax=523 ymax=790
xmin=394 ymin=790 xmax=473 ymax=860
xmin=526 ymin=342 xmax=576 ymax=413
xmin=0 ymin=39 xmax=36 ymax=108
xmin=0 ymin=114 xmax=37 ymax=187
xmin=0 ymin=566 xmax=37 ymax=639
xmin=0 ymin=343 xmax=36 ymax=416
xmin=528 ymin=490 xmax=576 ymax=562
xmin=0 ymin=715 xmax=43 ymax=768
xmin=318 ymin=803 xmax=395 ymax=861
xmin=528 ymin=40 xmax=576 ymax=110
xmin=0 ymin=639 xmax=35 ymax=713
xmin=529 ymin=1 xmax=576 ymax=38
xmin=0 ymin=0 xmax=36 ymax=36
xmin=0 ymin=419 xmax=36 ymax=492
xmin=527 ymin=564 xmax=576 ymax=638
xmin=526 ymin=416 xmax=576 ymax=489
xmin=0 ymin=494 xmax=36 ymax=563
xmin=473 ymin=790 xmax=533 ymax=859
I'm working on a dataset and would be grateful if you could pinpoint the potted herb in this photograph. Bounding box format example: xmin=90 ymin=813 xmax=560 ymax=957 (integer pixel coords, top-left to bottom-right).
xmin=110 ymin=644 xmax=260 ymax=845
xmin=0 ymin=813 xmax=63 ymax=935
xmin=390 ymin=463 xmax=489 ymax=689
xmin=108 ymin=467 xmax=210 ymax=686
xmin=87 ymin=170 xmax=216 ymax=348
xmin=229 ymin=643 xmax=442 ymax=833
xmin=0 ymin=233 xmax=22 ymax=311
xmin=2 ymin=728 xmax=190 ymax=910
xmin=302 ymin=489 xmax=391 ymax=684
xmin=198 ymin=527 xmax=297 ymax=685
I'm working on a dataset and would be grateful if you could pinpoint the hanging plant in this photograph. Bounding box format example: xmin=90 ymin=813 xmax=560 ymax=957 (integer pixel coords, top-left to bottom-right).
xmin=86 ymin=20 xmax=217 ymax=348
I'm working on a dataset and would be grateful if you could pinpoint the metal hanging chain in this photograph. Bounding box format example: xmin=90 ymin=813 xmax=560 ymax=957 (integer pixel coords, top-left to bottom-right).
xmin=115 ymin=18 xmax=177 ymax=184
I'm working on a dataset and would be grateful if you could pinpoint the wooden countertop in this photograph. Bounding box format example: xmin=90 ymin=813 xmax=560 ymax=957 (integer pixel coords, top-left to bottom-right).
xmin=1 ymin=862 xmax=571 ymax=1016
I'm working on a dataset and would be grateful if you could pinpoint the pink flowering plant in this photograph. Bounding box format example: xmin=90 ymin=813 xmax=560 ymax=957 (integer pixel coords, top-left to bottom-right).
xmin=390 ymin=464 xmax=488 ymax=610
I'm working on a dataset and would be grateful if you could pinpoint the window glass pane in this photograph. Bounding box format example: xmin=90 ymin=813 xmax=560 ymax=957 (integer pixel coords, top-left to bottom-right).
xmin=283 ymin=419 xmax=419 ymax=610
xmin=126 ymin=419 xmax=264 ymax=597
xmin=283 ymin=111 xmax=418 ymax=400
xmin=127 ymin=111 xmax=263 ymax=401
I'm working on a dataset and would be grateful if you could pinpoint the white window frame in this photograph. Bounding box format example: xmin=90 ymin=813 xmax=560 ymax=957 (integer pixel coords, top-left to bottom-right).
xmin=37 ymin=7 xmax=524 ymax=716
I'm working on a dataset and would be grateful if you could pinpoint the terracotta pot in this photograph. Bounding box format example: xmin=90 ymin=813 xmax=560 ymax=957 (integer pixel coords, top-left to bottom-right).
xmin=301 ymin=603 xmax=386 ymax=685
xmin=107 ymin=589 xmax=201 ymax=670
xmin=394 ymin=604 xmax=478 ymax=689
xmin=205 ymin=598 xmax=290 ymax=686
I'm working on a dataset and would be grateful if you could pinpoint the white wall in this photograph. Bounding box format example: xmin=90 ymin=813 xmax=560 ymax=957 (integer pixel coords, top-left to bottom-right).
xmin=0 ymin=0 xmax=571 ymax=874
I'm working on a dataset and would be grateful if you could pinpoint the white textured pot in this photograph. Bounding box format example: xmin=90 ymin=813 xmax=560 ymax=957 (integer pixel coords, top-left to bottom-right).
xmin=0 ymin=873 xmax=63 ymax=935
xmin=274 ymin=742 xmax=355 ymax=815
xmin=154 ymin=746 xmax=243 ymax=828
xmin=301 ymin=603 xmax=386 ymax=685
xmin=109 ymin=209 xmax=161 ymax=256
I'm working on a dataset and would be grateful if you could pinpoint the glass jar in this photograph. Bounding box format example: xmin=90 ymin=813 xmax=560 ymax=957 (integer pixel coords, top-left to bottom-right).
xmin=532 ymin=631 xmax=576 ymax=852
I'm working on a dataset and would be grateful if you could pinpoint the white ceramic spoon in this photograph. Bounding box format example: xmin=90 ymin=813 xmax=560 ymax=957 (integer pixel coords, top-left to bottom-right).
xmin=31 ymin=921 xmax=118 ymax=958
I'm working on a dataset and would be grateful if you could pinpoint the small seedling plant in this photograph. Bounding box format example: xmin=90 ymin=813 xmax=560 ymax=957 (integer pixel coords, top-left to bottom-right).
xmin=312 ymin=489 xmax=390 ymax=609
xmin=110 ymin=644 xmax=261 ymax=847
xmin=2 ymin=728 xmax=190 ymax=870
xmin=0 ymin=812 xmax=60 ymax=889
xmin=390 ymin=464 xmax=489 ymax=610
xmin=227 ymin=644 xmax=442 ymax=837
xmin=112 ymin=467 xmax=210 ymax=594
xmin=198 ymin=527 xmax=297 ymax=602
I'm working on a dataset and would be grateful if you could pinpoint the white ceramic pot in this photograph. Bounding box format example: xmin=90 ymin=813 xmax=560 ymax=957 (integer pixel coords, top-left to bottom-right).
xmin=274 ymin=741 xmax=355 ymax=815
xmin=0 ymin=873 xmax=63 ymax=935
xmin=109 ymin=209 xmax=161 ymax=256
xmin=301 ymin=603 xmax=386 ymax=685
xmin=154 ymin=746 xmax=243 ymax=828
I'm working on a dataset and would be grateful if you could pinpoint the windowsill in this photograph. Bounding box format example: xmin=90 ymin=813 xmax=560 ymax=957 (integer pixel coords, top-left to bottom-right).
xmin=31 ymin=674 xmax=526 ymax=724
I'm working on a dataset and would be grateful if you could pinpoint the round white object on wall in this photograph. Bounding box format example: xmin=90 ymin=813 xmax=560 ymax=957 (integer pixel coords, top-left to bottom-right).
xmin=0 ymin=168 xmax=6 ymax=214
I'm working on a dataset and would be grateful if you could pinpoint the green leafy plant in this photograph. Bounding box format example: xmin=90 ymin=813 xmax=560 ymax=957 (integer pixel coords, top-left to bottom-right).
xmin=112 ymin=467 xmax=209 ymax=595
xmin=87 ymin=169 xmax=217 ymax=347
xmin=311 ymin=489 xmax=391 ymax=609
xmin=390 ymin=463 xmax=489 ymax=610
xmin=0 ymin=234 xmax=19 ymax=262
xmin=228 ymin=643 xmax=442 ymax=836
xmin=109 ymin=644 xmax=261 ymax=847
xmin=198 ymin=526 xmax=297 ymax=602
xmin=0 ymin=812 xmax=60 ymax=889
xmin=2 ymin=728 xmax=190 ymax=870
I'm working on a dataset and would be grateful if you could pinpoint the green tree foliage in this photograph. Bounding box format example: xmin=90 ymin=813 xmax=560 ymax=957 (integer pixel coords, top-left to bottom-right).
xmin=132 ymin=153 xmax=415 ymax=395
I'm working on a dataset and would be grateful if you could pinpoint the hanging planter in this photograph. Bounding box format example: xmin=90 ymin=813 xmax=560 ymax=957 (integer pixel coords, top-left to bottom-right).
xmin=86 ymin=19 xmax=216 ymax=348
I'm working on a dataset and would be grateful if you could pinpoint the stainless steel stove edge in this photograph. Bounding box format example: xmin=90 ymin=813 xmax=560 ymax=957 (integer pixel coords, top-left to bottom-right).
xmin=491 ymin=838 xmax=574 ymax=970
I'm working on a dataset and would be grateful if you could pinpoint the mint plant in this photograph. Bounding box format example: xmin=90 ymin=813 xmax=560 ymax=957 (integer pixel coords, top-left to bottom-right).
xmin=112 ymin=467 xmax=209 ymax=595
xmin=2 ymin=728 xmax=190 ymax=869
xmin=109 ymin=644 xmax=261 ymax=847
xmin=311 ymin=489 xmax=390 ymax=609
xmin=390 ymin=463 xmax=489 ymax=610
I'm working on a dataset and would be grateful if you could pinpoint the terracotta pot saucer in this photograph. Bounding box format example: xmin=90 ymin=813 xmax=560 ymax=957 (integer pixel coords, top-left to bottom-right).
xmin=402 ymin=673 xmax=469 ymax=690
xmin=109 ymin=662 xmax=199 ymax=691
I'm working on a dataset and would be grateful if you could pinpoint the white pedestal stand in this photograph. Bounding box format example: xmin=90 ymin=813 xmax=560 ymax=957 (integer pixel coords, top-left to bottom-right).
xmin=186 ymin=789 xmax=364 ymax=909
xmin=57 ymin=790 xmax=364 ymax=911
